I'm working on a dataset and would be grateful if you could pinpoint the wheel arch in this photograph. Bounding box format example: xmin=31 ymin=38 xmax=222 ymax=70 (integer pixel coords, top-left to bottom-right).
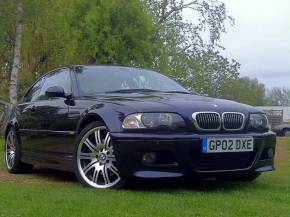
xmin=77 ymin=113 xmax=107 ymax=135
xmin=4 ymin=124 xmax=12 ymax=139
xmin=4 ymin=121 xmax=19 ymax=139
xmin=76 ymin=104 xmax=126 ymax=136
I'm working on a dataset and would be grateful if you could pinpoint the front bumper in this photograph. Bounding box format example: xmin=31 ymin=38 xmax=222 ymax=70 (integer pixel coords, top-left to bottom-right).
xmin=111 ymin=132 xmax=276 ymax=179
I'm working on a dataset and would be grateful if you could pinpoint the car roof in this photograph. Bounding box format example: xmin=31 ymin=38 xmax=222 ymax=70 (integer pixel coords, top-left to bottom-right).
xmin=69 ymin=64 xmax=150 ymax=71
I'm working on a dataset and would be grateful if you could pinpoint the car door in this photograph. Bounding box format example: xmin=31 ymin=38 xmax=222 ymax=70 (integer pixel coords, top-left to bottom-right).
xmin=18 ymin=77 xmax=44 ymax=154
xmin=20 ymin=68 xmax=75 ymax=166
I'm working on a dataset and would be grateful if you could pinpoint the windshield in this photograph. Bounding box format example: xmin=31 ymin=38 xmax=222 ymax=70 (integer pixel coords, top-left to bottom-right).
xmin=75 ymin=66 xmax=189 ymax=95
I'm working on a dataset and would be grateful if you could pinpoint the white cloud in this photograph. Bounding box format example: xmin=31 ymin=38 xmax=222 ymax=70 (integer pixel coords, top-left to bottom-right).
xmin=184 ymin=0 xmax=290 ymax=89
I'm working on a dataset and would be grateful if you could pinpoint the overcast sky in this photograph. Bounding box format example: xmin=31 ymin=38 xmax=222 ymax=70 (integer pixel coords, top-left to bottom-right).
xmin=185 ymin=0 xmax=290 ymax=90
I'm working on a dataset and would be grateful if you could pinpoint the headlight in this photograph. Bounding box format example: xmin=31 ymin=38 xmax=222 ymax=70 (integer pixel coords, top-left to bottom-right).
xmin=122 ymin=113 xmax=185 ymax=129
xmin=249 ymin=114 xmax=269 ymax=131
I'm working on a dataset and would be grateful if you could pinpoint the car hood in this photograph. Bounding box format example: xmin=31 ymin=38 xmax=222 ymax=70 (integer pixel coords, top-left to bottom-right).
xmin=83 ymin=93 xmax=262 ymax=117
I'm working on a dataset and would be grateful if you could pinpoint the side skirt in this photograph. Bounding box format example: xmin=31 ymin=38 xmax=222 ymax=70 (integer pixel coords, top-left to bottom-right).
xmin=21 ymin=150 xmax=74 ymax=172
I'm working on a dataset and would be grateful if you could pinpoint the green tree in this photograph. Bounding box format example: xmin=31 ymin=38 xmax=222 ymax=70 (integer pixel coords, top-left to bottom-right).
xmin=265 ymin=87 xmax=290 ymax=106
xmin=20 ymin=0 xmax=76 ymax=91
xmin=220 ymin=77 xmax=266 ymax=106
xmin=18 ymin=0 xmax=158 ymax=97
xmin=145 ymin=0 xmax=233 ymax=49
xmin=144 ymin=0 xmax=239 ymax=96
xmin=69 ymin=0 xmax=157 ymax=67
xmin=0 ymin=0 xmax=242 ymax=103
xmin=185 ymin=49 xmax=240 ymax=96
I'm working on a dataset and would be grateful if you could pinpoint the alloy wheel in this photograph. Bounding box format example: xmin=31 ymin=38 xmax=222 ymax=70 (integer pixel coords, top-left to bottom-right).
xmin=5 ymin=130 xmax=16 ymax=170
xmin=77 ymin=126 xmax=121 ymax=188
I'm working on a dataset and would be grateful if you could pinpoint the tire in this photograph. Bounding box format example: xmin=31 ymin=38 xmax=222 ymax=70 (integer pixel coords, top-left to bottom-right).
xmin=5 ymin=127 xmax=33 ymax=173
xmin=74 ymin=121 xmax=125 ymax=189
xmin=219 ymin=172 xmax=261 ymax=182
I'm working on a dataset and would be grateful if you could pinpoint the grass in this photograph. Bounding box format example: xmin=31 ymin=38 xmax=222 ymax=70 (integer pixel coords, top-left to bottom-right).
xmin=0 ymin=137 xmax=4 ymax=170
xmin=0 ymin=137 xmax=290 ymax=217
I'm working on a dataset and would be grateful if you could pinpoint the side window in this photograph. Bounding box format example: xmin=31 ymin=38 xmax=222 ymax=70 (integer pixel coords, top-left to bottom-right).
xmin=23 ymin=78 xmax=43 ymax=102
xmin=38 ymin=69 xmax=71 ymax=100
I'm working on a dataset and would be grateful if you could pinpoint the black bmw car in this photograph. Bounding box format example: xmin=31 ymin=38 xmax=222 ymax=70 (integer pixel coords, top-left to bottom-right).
xmin=3 ymin=65 xmax=276 ymax=189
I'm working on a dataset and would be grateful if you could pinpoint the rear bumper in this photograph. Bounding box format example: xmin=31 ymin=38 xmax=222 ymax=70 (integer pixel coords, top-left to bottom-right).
xmin=111 ymin=132 xmax=276 ymax=179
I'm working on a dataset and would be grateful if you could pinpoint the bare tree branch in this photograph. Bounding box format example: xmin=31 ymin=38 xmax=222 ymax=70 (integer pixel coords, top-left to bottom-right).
xmin=158 ymin=0 xmax=199 ymax=24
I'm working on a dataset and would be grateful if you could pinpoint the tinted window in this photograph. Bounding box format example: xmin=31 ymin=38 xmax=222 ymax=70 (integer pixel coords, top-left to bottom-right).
xmin=23 ymin=78 xmax=43 ymax=102
xmin=75 ymin=66 xmax=188 ymax=95
xmin=38 ymin=69 xmax=71 ymax=100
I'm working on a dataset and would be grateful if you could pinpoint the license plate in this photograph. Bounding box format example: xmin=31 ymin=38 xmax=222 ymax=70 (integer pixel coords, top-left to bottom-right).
xmin=201 ymin=137 xmax=254 ymax=153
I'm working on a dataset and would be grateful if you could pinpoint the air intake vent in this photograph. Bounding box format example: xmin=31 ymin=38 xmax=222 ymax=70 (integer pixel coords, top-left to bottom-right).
xmin=223 ymin=112 xmax=245 ymax=131
xmin=192 ymin=112 xmax=221 ymax=131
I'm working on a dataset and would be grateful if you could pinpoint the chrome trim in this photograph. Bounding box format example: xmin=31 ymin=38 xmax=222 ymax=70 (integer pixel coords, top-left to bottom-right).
xmin=192 ymin=111 xmax=246 ymax=132
xmin=19 ymin=129 xmax=76 ymax=135
xmin=192 ymin=112 xmax=221 ymax=131
xmin=134 ymin=171 xmax=183 ymax=178
xmin=222 ymin=112 xmax=246 ymax=131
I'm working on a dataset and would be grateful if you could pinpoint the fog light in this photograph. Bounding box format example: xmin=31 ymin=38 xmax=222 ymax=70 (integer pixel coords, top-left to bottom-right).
xmin=267 ymin=148 xmax=274 ymax=158
xmin=142 ymin=152 xmax=157 ymax=164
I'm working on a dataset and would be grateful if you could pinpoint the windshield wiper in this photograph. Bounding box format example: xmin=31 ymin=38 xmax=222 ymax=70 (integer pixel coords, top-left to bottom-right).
xmin=105 ymin=89 xmax=160 ymax=93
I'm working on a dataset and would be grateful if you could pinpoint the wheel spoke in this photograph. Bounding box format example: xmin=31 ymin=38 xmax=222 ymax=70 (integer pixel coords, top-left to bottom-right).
xmin=7 ymin=153 xmax=13 ymax=161
xmin=107 ymin=154 xmax=116 ymax=161
xmin=79 ymin=152 xmax=95 ymax=160
xmin=7 ymin=134 xmax=13 ymax=149
xmin=95 ymin=130 xmax=102 ymax=145
xmin=7 ymin=157 xmax=11 ymax=167
xmin=102 ymin=165 xmax=110 ymax=185
xmin=7 ymin=133 xmax=12 ymax=144
xmin=11 ymin=133 xmax=15 ymax=143
xmin=83 ymin=160 xmax=98 ymax=174
xmin=7 ymin=153 xmax=14 ymax=167
xmin=92 ymin=168 xmax=100 ymax=184
xmin=7 ymin=154 xmax=11 ymax=164
xmin=84 ymin=138 xmax=97 ymax=152
xmin=104 ymin=133 xmax=111 ymax=149
xmin=108 ymin=164 xmax=119 ymax=177
xmin=10 ymin=154 xmax=15 ymax=167
xmin=11 ymin=153 xmax=15 ymax=160
xmin=9 ymin=133 xmax=15 ymax=147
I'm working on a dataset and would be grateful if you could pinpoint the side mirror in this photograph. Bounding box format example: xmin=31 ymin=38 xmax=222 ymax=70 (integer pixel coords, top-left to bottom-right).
xmin=45 ymin=86 xmax=65 ymax=98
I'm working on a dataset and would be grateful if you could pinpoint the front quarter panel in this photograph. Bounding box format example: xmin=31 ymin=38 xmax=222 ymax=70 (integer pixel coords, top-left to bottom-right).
xmin=70 ymin=99 xmax=137 ymax=134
